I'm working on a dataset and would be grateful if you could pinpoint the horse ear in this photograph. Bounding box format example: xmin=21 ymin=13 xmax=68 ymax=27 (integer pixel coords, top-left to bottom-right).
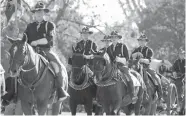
xmin=22 ymin=36 xmax=28 ymax=43
xmin=72 ymin=46 xmax=76 ymax=53
xmin=101 ymin=47 xmax=107 ymax=55
xmin=91 ymin=49 xmax=97 ymax=55
xmin=6 ymin=35 xmax=16 ymax=44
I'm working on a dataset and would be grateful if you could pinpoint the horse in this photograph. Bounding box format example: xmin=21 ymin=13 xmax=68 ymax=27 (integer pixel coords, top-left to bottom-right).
xmin=7 ymin=36 xmax=68 ymax=115
xmin=67 ymin=46 xmax=102 ymax=115
xmin=149 ymin=59 xmax=179 ymax=114
xmin=179 ymin=77 xmax=185 ymax=115
xmin=0 ymin=64 xmax=6 ymax=113
xmin=0 ymin=64 xmax=6 ymax=97
xmin=92 ymin=49 xmax=144 ymax=115
xmin=168 ymin=73 xmax=185 ymax=114
xmin=129 ymin=58 xmax=158 ymax=115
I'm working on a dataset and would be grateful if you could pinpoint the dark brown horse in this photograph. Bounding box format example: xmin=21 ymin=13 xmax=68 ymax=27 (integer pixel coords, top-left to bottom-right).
xmin=128 ymin=59 xmax=158 ymax=115
xmin=92 ymin=49 xmax=144 ymax=115
xmin=7 ymin=37 xmax=68 ymax=115
xmin=150 ymin=60 xmax=179 ymax=115
xmin=169 ymin=73 xmax=185 ymax=114
xmin=67 ymin=46 xmax=101 ymax=115
xmin=179 ymin=77 xmax=185 ymax=115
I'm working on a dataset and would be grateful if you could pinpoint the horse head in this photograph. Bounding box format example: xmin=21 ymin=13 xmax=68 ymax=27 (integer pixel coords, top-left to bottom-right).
xmin=7 ymin=36 xmax=36 ymax=77
xmin=70 ymin=46 xmax=93 ymax=85
xmin=92 ymin=48 xmax=112 ymax=82
xmin=128 ymin=59 xmax=141 ymax=72
xmin=159 ymin=59 xmax=173 ymax=77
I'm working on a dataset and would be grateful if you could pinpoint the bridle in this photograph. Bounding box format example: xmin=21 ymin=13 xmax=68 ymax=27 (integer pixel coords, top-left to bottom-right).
xmin=93 ymin=55 xmax=106 ymax=74
xmin=9 ymin=43 xmax=36 ymax=76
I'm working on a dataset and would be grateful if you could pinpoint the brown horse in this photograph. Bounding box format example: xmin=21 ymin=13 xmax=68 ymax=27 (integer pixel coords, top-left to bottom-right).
xmin=7 ymin=37 xmax=68 ymax=115
xmin=92 ymin=49 xmax=144 ymax=115
xmin=67 ymin=46 xmax=102 ymax=115
xmin=128 ymin=59 xmax=158 ymax=115
xmin=169 ymin=74 xmax=185 ymax=114
xmin=179 ymin=77 xmax=185 ymax=115
xmin=151 ymin=60 xmax=179 ymax=115
xmin=0 ymin=64 xmax=6 ymax=97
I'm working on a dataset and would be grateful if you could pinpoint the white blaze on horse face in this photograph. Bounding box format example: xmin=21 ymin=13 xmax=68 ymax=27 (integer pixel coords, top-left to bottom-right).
xmin=13 ymin=46 xmax=18 ymax=57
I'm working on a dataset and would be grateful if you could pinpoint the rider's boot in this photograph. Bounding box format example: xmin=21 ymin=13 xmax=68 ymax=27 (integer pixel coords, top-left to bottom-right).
xmin=55 ymin=73 xmax=69 ymax=102
xmin=1 ymin=78 xmax=16 ymax=106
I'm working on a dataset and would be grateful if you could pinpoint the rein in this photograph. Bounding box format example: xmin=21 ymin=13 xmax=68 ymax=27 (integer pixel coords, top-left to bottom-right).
xmin=12 ymin=44 xmax=49 ymax=114
xmin=93 ymin=55 xmax=117 ymax=86
xmin=69 ymin=53 xmax=94 ymax=90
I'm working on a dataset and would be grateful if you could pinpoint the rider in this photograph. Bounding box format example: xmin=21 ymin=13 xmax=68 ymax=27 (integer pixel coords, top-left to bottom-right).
xmin=130 ymin=32 xmax=163 ymax=101
xmin=74 ymin=27 xmax=97 ymax=66
xmin=172 ymin=48 xmax=185 ymax=78
xmin=2 ymin=2 xmax=69 ymax=104
xmin=101 ymin=31 xmax=138 ymax=103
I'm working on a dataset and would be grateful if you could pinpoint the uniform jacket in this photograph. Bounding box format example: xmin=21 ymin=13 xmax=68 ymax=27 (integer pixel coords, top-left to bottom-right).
xmin=131 ymin=46 xmax=153 ymax=62
xmin=106 ymin=42 xmax=129 ymax=62
xmin=75 ymin=39 xmax=97 ymax=55
xmin=23 ymin=20 xmax=55 ymax=49
xmin=173 ymin=58 xmax=185 ymax=74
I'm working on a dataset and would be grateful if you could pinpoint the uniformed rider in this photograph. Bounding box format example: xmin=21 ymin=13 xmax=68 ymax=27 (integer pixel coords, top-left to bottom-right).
xmin=130 ymin=32 xmax=163 ymax=101
xmin=101 ymin=31 xmax=138 ymax=103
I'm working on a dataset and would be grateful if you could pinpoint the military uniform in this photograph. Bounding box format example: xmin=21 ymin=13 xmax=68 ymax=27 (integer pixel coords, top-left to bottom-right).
xmin=172 ymin=49 xmax=185 ymax=78
xmin=131 ymin=32 xmax=163 ymax=100
xmin=102 ymin=31 xmax=138 ymax=103
xmin=173 ymin=58 xmax=185 ymax=75
xmin=75 ymin=39 xmax=97 ymax=55
xmin=23 ymin=20 xmax=54 ymax=49
xmin=131 ymin=46 xmax=153 ymax=62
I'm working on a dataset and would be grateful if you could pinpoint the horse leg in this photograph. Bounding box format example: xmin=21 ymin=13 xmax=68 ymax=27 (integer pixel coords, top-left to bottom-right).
xmin=51 ymin=101 xmax=62 ymax=115
xmin=150 ymin=101 xmax=157 ymax=115
xmin=93 ymin=103 xmax=103 ymax=115
xmin=21 ymin=101 xmax=32 ymax=115
xmin=69 ymin=99 xmax=77 ymax=115
xmin=84 ymin=100 xmax=93 ymax=115
xmin=143 ymin=102 xmax=151 ymax=115
xmin=122 ymin=106 xmax=130 ymax=115
xmin=37 ymin=101 xmax=48 ymax=115
xmin=167 ymin=84 xmax=174 ymax=115
xmin=134 ymin=87 xmax=144 ymax=115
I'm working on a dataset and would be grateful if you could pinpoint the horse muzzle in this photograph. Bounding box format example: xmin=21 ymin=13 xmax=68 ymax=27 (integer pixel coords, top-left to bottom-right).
xmin=9 ymin=67 xmax=21 ymax=77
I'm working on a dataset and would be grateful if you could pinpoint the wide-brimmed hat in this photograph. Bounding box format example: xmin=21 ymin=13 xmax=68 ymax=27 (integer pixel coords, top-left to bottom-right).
xmin=31 ymin=2 xmax=49 ymax=13
xmin=137 ymin=32 xmax=149 ymax=42
xmin=101 ymin=35 xmax=112 ymax=42
xmin=110 ymin=31 xmax=122 ymax=39
xmin=80 ymin=27 xmax=93 ymax=34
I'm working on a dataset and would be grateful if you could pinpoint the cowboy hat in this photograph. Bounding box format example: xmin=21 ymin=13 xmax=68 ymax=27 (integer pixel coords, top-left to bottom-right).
xmin=80 ymin=27 xmax=93 ymax=34
xmin=137 ymin=32 xmax=149 ymax=42
xmin=110 ymin=31 xmax=122 ymax=39
xmin=101 ymin=35 xmax=112 ymax=42
xmin=31 ymin=2 xmax=49 ymax=13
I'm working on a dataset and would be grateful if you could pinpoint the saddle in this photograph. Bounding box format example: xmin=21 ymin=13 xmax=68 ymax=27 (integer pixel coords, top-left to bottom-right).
xmin=38 ymin=54 xmax=55 ymax=76
xmin=33 ymin=47 xmax=56 ymax=76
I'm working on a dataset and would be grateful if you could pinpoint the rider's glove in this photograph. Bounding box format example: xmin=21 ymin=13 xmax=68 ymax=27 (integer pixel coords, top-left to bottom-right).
xmin=132 ymin=52 xmax=143 ymax=59
xmin=139 ymin=59 xmax=150 ymax=64
xmin=116 ymin=56 xmax=126 ymax=65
